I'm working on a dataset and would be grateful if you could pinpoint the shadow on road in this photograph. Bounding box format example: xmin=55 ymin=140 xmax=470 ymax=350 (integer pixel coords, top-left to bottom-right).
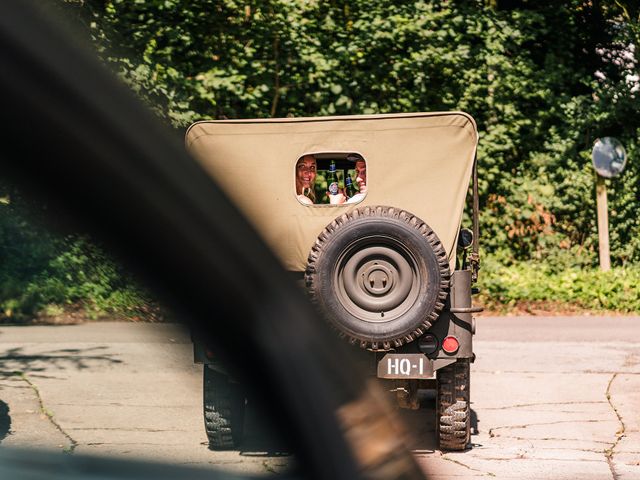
xmin=0 ymin=400 xmax=10 ymax=443
xmin=232 ymin=389 xmax=481 ymax=458
xmin=0 ymin=346 xmax=122 ymax=376
xmin=235 ymin=400 xmax=291 ymax=458
xmin=399 ymin=393 xmax=438 ymax=453
xmin=471 ymin=407 xmax=479 ymax=435
xmin=397 ymin=390 xmax=479 ymax=452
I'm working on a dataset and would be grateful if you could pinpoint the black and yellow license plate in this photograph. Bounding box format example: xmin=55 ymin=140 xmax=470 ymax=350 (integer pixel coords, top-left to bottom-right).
xmin=377 ymin=353 xmax=433 ymax=379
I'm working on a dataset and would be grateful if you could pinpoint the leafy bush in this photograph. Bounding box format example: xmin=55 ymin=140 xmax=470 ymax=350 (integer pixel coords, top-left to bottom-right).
xmin=478 ymin=254 xmax=640 ymax=313
xmin=0 ymin=188 xmax=155 ymax=321
xmin=21 ymin=237 xmax=154 ymax=320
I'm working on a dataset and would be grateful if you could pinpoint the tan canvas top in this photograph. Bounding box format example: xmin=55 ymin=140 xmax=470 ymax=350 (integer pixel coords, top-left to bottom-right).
xmin=186 ymin=112 xmax=478 ymax=272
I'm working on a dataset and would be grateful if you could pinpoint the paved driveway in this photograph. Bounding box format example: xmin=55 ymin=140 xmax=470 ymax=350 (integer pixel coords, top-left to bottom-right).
xmin=413 ymin=316 xmax=640 ymax=479
xmin=0 ymin=317 xmax=637 ymax=479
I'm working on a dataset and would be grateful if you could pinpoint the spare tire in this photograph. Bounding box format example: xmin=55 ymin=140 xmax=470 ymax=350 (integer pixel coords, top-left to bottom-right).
xmin=305 ymin=206 xmax=450 ymax=350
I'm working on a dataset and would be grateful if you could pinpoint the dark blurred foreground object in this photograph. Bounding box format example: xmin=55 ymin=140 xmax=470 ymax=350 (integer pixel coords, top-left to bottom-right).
xmin=0 ymin=448 xmax=259 ymax=480
xmin=0 ymin=2 xmax=425 ymax=480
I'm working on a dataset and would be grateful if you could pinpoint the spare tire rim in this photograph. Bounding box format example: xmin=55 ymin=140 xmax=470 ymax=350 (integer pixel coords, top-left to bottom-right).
xmin=334 ymin=236 xmax=422 ymax=323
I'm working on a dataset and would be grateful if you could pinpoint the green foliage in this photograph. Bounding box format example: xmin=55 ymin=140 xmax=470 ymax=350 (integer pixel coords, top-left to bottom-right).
xmin=0 ymin=186 xmax=153 ymax=321
xmin=22 ymin=237 xmax=152 ymax=319
xmin=479 ymin=255 xmax=640 ymax=313
xmin=54 ymin=0 xmax=640 ymax=266
xmin=9 ymin=0 xmax=636 ymax=315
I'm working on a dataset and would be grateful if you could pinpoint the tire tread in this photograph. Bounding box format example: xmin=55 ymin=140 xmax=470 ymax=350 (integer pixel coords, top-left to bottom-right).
xmin=305 ymin=205 xmax=450 ymax=349
xmin=203 ymin=368 xmax=245 ymax=450
xmin=437 ymin=359 xmax=471 ymax=451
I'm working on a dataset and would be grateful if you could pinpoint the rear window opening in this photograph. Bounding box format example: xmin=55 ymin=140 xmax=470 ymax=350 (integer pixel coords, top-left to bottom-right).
xmin=295 ymin=153 xmax=367 ymax=206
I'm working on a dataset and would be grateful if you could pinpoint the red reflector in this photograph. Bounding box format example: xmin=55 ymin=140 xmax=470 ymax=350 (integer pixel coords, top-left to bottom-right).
xmin=205 ymin=349 xmax=215 ymax=359
xmin=442 ymin=336 xmax=459 ymax=354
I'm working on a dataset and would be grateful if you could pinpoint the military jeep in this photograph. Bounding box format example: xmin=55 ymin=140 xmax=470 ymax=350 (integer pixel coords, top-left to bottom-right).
xmin=186 ymin=112 xmax=480 ymax=451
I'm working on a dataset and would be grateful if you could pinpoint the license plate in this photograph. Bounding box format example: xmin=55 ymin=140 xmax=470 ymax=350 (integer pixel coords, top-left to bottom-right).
xmin=377 ymin=354 xmax=433 ymax=379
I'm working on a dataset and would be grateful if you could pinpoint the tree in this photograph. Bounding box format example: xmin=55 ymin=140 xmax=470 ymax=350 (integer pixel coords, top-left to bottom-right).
xmin=53 ymin=0 xmax=640 ymax=265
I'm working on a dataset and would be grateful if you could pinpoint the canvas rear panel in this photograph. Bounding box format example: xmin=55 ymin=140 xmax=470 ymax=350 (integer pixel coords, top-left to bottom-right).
xmin=186 ymin=112 xmax=478 ymax=272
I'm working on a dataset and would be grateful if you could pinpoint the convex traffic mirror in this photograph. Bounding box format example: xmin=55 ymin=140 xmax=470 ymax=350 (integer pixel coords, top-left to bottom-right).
xmin=592 ymin=137 xmax=627 ymax=178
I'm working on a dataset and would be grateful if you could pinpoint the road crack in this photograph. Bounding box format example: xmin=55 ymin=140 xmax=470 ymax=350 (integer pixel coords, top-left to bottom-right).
xmin=441 ymin=454 xmax=496 ymax=477
xmin=489 ymin=419 xmax=603 ymax=437
xmin=475 ymin=370 xmax=640 ymax=376
xmin=70 ymin=427 xmax=192 ymax=432
xmin=483 ymin=401 xmax=606 ymax=410
xmin=494 ymin=434 xmax=611 ymax=445
xmin=262 ymin=460 xmax=278 ymax=474
xmin=605 ymin=373 xmax=625 ymax=480
xmin=19 ymin=373 xmax=77 ymax=454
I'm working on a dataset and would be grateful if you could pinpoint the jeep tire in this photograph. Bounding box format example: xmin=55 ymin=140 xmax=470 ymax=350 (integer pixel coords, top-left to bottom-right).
xmin=306 ymin=206 xmax=450 ymax=350
xmin=436 ymin=359 xmax=471 ymax=451
xmin=203 ymin=367 xmax=245 ymax=450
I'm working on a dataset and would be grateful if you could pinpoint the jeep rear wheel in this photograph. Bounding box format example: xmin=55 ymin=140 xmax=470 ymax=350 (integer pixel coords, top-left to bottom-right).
xmin=305 ymin=206 xmax=450 ymax=350
xmin=436 ymin=359 xmax=471 ymax=451
xmin=203 ymin=367 xmax=245 ymax=450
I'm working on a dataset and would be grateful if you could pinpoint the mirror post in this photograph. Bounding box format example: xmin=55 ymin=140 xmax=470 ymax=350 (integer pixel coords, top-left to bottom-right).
xmin=595 ymin=176 xmax=610 ymax=271
xmin=591 ymin=137 xmax=627 ymax=272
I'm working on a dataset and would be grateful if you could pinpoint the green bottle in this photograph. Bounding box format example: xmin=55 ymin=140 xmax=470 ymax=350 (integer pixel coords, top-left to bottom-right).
xmin=327 ymin=161 xmax=339 ymax=196
xmin=345 ymin=175 xmax=358 ymax=198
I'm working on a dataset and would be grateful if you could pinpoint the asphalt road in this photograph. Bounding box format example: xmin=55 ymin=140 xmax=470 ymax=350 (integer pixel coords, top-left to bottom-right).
xmin=0 ymin=317 xmax=638 ymax=479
